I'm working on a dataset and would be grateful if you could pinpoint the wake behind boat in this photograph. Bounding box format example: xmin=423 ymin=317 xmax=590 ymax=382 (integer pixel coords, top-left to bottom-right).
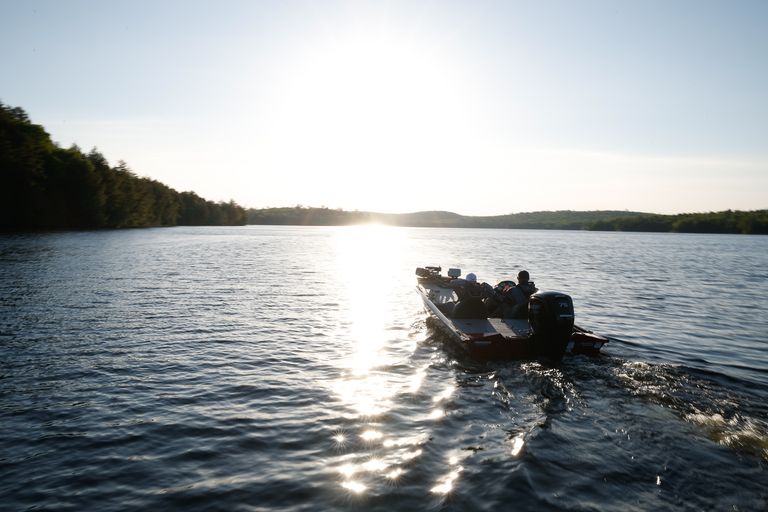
xmin=416 ymin=266 xmax=608 ymax=362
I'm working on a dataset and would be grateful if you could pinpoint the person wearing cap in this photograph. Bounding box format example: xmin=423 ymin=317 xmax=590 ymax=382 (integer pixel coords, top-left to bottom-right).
xmin=449 ymin=272 xmax=482 ymax=299
xmin=448 ymin=272 xmax=494 ymax=318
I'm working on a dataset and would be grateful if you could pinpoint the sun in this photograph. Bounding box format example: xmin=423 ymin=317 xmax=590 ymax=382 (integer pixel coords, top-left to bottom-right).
xmin=257 ymin=21 xmax=481 ymax=212
xmin=276 ymin=24 xmax=460 ymax=134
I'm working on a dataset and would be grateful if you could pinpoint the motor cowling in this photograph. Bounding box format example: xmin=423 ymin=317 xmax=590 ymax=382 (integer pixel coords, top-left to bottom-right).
xmin=528 ymin=292 xmax=575 ymax=362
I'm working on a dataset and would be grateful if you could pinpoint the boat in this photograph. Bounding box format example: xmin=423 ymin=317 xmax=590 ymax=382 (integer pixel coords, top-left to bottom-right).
xmin=416 ymin=266 xmax=608 ymax=362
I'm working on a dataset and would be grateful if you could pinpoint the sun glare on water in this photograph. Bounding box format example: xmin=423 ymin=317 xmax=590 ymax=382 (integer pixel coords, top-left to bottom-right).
xmin=326 ymin=225 xmax=466 ymax=497
xmin=327 ymin=225 xmax=443 ymax=495
xmin=330 ymin=224 xmax=407 ymax=415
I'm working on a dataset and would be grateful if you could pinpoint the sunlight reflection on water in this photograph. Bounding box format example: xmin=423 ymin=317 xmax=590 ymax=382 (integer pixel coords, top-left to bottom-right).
xmin=510 ymin=433 xmax=525 ymax=456
xmin=431 ymin=455 xmax=464 ymax=495
xmin=2 ymin=227 xmax=766 ymax=511
xmin=329 ymin=226 xmax=410 ymax=419
xmin=328 ymin=225 xmax=437 ymax=496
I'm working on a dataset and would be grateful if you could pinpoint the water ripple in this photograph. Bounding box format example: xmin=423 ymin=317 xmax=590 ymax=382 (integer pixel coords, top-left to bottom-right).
xmin=1 ymin=227 xmax=766 ymax=511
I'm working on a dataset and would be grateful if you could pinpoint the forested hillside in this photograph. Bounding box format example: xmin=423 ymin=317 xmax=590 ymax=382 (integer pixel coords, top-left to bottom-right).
xmin=4 ymin=100 xmax=763 ymax=235
xmin=247 ymin=206 xmax=768 ymax=234
xmin=246 ymin=207 xmax=645 ymax=228
xmin=0 ymin=102 xmax=246 ymax=231
xmin=589 ymin=210 xmax=768 ymax=234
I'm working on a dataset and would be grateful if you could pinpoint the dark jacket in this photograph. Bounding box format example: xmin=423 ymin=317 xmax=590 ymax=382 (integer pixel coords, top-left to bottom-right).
xmin=452 ymin=280 xmax=493 ymax=301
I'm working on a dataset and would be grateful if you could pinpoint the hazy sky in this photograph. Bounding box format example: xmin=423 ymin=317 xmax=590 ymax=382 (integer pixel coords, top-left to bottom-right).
xmin=2 ymin=0 xmax=766 ymax=215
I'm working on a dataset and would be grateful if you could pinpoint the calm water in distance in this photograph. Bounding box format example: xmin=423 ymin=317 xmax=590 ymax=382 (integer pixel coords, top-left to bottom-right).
xmin=1 ymin=226 xmax=766 ymax=511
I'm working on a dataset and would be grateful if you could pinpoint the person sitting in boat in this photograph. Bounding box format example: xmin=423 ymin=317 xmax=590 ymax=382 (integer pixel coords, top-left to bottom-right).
xmin=515 ymin=270 xmax=538 ymax=297
xmin=449 ymin=272 xmax=493 ymax=319
xmin=449 ymin=272 xmax=493 ymax=299
xmin=488 ymin=270 xmax=539 ymax=319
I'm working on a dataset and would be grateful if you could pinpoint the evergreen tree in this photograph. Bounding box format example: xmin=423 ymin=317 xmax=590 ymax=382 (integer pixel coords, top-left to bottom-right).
xmin=0 ymin=101 xmax=246 ymax=231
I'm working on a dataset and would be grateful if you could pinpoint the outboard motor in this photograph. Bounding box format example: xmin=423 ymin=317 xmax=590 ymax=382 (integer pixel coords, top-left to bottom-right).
xmin=528 ymin=292 xmax=575 ymax=362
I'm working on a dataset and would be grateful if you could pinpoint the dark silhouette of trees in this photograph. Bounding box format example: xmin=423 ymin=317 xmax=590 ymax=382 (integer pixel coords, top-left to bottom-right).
xmin=671 ymin=210 xmax=768 ymax=234
xmin=0 ymin=101 xmax=246 ymax=231
xmin=587 ymin=210 xmax=768 ymax=234
xmin=8 ymin=101 xmax=757 ymax=234
xmin=246 ymin=206 xmax=768 ymax=234
xmin=247 ymin=206 xmax=368 ymax=226
xmin=588 ymin=214 xmax=673 ymax=232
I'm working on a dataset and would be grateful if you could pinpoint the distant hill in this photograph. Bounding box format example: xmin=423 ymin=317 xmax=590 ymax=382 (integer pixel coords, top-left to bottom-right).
xmin=246 ymin=207 xmax=768 ymax=234
xmin=247 ymin=207 xmax=644 ymax=229
xmin=247 ymin=207 xmax=649 ymax=229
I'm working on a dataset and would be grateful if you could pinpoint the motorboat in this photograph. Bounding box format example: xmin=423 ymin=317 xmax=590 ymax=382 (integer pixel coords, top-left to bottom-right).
xmin=416 ymin=266 xmax=608 ymax=361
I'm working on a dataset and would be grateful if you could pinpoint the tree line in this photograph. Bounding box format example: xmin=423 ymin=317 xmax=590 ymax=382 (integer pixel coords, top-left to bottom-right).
xmin=246 ymin=207 xmax=646 ymax=228
xmin=0 ymin=102 xmax=246 ymax=231
xmin=247 ymin=206 xmax=768 ymax=234
xmin=589 ymin=210 xmax=768 ymax=234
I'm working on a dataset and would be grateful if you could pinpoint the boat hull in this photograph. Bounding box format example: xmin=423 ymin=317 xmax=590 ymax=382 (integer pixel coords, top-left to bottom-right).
xmin=417 ymin=282 xmax=607 ymax=361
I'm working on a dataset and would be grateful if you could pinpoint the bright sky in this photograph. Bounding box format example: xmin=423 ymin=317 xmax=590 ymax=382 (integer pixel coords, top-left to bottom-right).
xmin=1 ymin=0 xmax=766 ymax=215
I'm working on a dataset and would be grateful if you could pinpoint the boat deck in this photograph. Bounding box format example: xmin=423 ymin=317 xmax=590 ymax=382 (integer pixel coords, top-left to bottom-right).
xmin=449 ymin=317 xmax=532 ymax=339
xmin=419 ymin=282 xmax=533 ymax=339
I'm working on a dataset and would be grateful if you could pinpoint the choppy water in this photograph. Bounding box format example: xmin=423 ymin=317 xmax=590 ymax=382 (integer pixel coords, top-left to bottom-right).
xmin=1 ymin=226 xmax=766 ymax=511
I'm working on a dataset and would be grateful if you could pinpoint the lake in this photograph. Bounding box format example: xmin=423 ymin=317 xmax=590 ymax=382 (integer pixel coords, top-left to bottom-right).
xmin=1 ymin=226 xmax=766 ymax=511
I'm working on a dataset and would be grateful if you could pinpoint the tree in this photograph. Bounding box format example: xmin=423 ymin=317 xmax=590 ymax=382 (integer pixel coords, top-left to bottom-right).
xmin=0 ymin=101 xmax=247 ymax=231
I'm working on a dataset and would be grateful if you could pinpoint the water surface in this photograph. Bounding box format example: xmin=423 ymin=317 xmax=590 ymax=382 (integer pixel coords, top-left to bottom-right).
xmin=1 ymin=226 xmax=766 ymax=510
